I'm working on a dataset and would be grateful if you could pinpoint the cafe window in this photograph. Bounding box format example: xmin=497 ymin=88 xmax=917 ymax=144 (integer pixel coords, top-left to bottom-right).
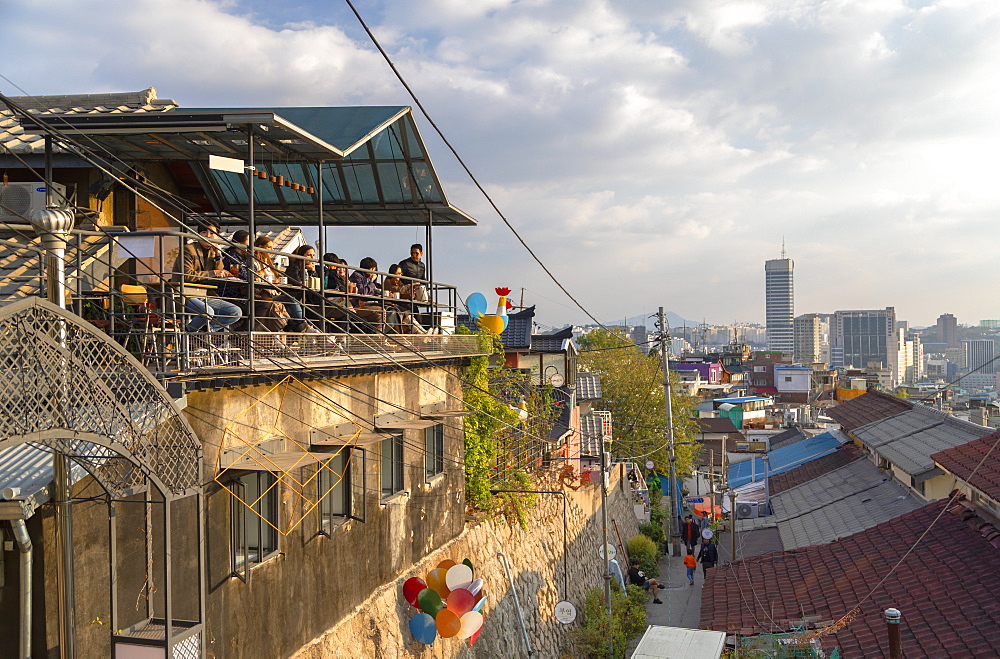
xmin=381 ymin=435 xmax=404 ymax=498
xmin=318 ymin=450 xmax=351 ymax=533
xmin=230 ymin=471 xmax=279 ymax=581
xmin=425 ymin=424 xmax=444 ymax=480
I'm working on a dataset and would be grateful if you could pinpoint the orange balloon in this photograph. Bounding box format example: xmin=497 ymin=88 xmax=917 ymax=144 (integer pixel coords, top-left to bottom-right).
xmin=426 ymin=568 xmax=451 ymax=598
xmin=437 ymin=559 xmax=457 ymax=571
xmin=435 ymin=609 xmax=462 ymax=638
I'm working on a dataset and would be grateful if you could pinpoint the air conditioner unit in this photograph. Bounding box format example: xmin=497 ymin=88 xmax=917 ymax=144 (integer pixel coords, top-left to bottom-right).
xmin=736 ymin=501 xmax=759 ymax=519
xmin=0 ymin=182 xmax=68 ymax=222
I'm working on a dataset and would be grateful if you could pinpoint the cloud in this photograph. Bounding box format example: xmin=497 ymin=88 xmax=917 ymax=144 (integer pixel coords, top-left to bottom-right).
xmin=4 ymin=0 xmax=1000 ymax=327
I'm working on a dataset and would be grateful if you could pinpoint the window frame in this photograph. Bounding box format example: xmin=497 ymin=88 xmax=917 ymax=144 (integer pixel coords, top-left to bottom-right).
xmin=318 ymin=449 xmax=352 ymax=536
xmin=229 ymin=470 xmax=279 ymax=581
xmin=424 ymin=423 xmax=444 ymax=481
xmin=381 ymin=435 xmax=405 ymax=498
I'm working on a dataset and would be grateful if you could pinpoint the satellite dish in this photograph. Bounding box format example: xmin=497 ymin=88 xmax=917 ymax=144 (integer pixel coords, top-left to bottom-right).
xmin=549 ymin=373 xmax=565 ymax=387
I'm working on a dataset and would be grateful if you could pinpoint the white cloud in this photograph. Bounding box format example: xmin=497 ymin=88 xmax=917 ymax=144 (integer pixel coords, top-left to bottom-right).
xmin=3 ymin=0 xmax=1000 ymax=326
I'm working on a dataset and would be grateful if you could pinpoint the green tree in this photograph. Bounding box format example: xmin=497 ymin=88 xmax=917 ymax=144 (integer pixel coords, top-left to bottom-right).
xmin=577 ymin=328 xmax=699 ymax=479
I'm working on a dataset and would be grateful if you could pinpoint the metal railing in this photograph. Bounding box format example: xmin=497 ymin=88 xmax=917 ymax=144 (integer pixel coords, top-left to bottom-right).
xmin=0 ymin=226 xmax=479 ymax=376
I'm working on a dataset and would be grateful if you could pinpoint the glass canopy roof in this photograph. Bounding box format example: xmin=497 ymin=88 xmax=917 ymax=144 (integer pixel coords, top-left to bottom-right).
xmin=20 ymin=106 xmax=475 ymax=226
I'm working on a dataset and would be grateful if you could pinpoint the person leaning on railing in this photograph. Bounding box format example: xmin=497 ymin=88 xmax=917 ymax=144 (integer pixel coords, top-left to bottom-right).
xmin=252 ymin=236 xmax=311 ymax=333
xmin=284 ymin=244 xmax=350 ymax=331
xmin=177 ymin=220 xmax=243 ymax=332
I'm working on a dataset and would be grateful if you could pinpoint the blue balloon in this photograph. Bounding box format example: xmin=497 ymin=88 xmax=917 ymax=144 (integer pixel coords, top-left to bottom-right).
xmin=466 ymin=292 xmax=488 ymax=318
xmin=472 ymin=595 xmax=488 ymax=613
xmin=409 ymin=612 xmax=437 ymax=645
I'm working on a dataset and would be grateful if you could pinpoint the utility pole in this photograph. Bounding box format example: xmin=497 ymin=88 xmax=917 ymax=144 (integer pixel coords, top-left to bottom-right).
xmin=657 ymin=307 xmax=680 ymax=557
xmin=727 ymin=489 xmax=737 ymax=564
xmin=885 ymin=608 xmax=902 ymax=659
xmin=599 ymin=435 xmax=613 ymax=658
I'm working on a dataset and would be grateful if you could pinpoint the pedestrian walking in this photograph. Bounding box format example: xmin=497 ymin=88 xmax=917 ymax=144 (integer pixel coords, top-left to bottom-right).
xmin=681 ymin=514 xmax=699 ymax=552
xmin=697 ymin=537 xmax=718 ymax=578
xmin=684 ymin=549 xmax=697 ymax=585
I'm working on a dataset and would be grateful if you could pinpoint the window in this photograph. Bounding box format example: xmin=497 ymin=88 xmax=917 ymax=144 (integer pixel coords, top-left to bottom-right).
xmin=784 ymin=376 xmax=792 ymax=382
xmin=230 ymin=471 xmax=279 ymax=580
xmin=381 ymin=435 xmax=404 ymax=497
xmin=318 ymin=450 xmax=350 ymax=533
xmin=425 ymin=424 xmax=444 ymax=480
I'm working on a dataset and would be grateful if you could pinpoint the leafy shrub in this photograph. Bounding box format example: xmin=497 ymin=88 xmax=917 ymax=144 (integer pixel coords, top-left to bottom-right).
xmin=626 ymin=534 xmax=659 ymax=578
xmin=567 ymin=585 xmax=648 ymax=657
xmin=638 ymin=520 xmax=665 ymax=548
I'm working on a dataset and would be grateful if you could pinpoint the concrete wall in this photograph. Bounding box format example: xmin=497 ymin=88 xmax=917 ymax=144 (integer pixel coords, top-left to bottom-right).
xmin=186 ymin=365 xmax=468 ymax=658
xmin=292 ymin=467 xmax=641 ymax=659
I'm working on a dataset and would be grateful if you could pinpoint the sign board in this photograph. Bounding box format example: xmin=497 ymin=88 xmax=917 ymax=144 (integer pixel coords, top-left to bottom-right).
xmin=597 ymin=543 xmax=617 ymax=560
xmin=702 ymin=528 xmax=714 ymax=540
xmin=554 ymin=601 xmax=577 ymax=624
xmin=645 ymin=460 xmax=654 ymax=469
xmin=208 ymin=154 xmax=245 ymax=173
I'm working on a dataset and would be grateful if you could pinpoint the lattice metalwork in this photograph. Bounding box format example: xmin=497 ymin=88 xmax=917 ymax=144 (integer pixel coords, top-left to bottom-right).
xmin=0 ymin=297 xmax=201 ymax=498
xmin=171 ymin=632 xmax=201 ymax=659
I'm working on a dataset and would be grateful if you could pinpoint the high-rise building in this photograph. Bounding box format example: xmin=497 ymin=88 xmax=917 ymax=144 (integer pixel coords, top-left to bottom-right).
xmin=964 ymin=339 xmax=996 ymax=375
xmin=897 ymin=328 xmax=923 ymax=385
xmin=831 ymin=308 xmax=898 ymax=381
xmin=765 ymin=254 xmax=794 ymax=354
xmin=937 ymin=313 xmax=959 ymax=348
xmin=793 ymin=313 xmax=825 ymax=364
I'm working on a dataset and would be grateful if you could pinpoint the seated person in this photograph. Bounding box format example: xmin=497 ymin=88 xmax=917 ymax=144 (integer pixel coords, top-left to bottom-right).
xmin=252 ymin=236 xmax=308 ymax=332
xmin=382 ymin=264 xmax=426 ymax=333
xmin=283 ymin=244 xmax=351 ymax=331
xmin=177 ymin=219 xmax=243 ymax=332
xmin=284 ymin=244 xmax=319 ymax=288
xmin=349 ymin=256 xmax=382 ymax=297
xmin=384 ymin=263 xmax=428 ymax=302
xmin=348 ymin=258 xmax=400 ymax=332
xmin=627 ymin=560 xmax=662 ymax=604
xmin=398 ymin=243 xmax=426 ymax=281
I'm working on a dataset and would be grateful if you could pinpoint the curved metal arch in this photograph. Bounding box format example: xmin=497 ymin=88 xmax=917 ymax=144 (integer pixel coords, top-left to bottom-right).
xmin=0 ymin=297 xmax=201 ymax=499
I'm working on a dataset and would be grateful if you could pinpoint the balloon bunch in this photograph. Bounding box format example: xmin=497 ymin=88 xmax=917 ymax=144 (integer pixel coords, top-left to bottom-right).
xmin=404 ymin=558 xmax=487 ymax=646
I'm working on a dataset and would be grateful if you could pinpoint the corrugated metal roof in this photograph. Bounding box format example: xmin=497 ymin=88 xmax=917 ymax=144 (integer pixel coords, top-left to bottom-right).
xmin=727 ymin=431 xmax=845 ymax=488
xmin=0 ymin=444 xmax=89 ymax=518
xmin=579 ymin=412 xmax=608 ymax=456
xmin=852 ymin=406 xmax=989 ymax=476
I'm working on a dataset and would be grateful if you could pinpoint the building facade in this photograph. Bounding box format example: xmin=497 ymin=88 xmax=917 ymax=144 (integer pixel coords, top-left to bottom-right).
xmin=765 ymin=257 xmax=794 ymax=354
xmin=964 ymin=339 xmax=996 ymax=375
xmin=937 ymin=313 xmax=959 ymax=348
xmin=793 ymin=313 xmax=825 ymax=364
xmin=830 ymin=308 xmax=898 ymax=383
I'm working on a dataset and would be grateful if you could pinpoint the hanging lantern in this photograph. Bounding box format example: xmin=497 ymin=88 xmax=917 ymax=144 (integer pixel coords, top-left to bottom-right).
xmin=307 ymin=186 xmax=315 ymax=194
xmin=256 ymin=170 xmax=267 ymax=179
xmin=275 ymin=175 xmax=284 ymax=186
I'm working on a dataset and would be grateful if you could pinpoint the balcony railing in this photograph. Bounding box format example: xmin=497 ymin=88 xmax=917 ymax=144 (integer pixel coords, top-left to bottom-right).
xmin=0 ymin=226 xmax=481 ymax=377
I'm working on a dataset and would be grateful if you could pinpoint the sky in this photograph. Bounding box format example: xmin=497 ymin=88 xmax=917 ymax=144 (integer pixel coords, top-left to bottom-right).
xmin=3 ymin=0 xmax=1000 ymax=329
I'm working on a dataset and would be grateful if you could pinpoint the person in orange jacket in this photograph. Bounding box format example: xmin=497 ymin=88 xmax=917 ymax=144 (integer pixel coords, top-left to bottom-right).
xmin=684 ymin=549 xmax=697 ymax=585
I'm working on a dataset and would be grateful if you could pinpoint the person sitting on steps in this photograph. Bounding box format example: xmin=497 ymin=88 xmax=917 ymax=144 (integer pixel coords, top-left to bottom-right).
xmin=627 ymin=560 xmax=662 ymax=604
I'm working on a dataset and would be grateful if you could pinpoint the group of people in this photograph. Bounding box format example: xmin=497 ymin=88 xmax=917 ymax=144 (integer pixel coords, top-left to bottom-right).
xmin=177 ymin=219 xmax=429 ymax=336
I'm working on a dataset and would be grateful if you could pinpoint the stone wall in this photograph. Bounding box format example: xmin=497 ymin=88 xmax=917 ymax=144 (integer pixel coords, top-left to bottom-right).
xmin=292 ymin=466 xmax=640 ymax=658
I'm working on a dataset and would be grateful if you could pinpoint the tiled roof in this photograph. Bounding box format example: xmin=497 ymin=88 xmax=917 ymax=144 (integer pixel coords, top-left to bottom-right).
xmin=766 ymin=426 xmax=805 ymax=450
xmin=738 ymin=458 xmax=922 ymax=552
xmin=933 ymin=430 xmax=1000 ymax=502
xmin=575 ymin=371 xmax=602 ymax=401
xmin=826 ymin=389 xmax=912 ymax=431
xmin=457 ymin=306 xmax=535 ymax=350
xmin=696 ymin=417 xmax=741 ymax=434
xmin=578 ymin=412 xmax=609 ymax=456
xmin=703 ymin=499 xmax=1000 ymax=657
xmin=0 ymin=230 xmax=117 ymax=302
xmin=852 ymin=406 xmax=989 ymax=477
xmin=0 ymin=88 xmax=177 ymax=154
xmin=530 ymin=326 xmax=573 ymax=353
xmin=769 ymin=443 xmax=864 ymax=495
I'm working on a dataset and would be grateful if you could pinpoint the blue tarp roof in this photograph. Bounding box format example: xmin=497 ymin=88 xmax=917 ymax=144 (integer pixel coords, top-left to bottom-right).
xmin=727 ymin=431 xmax=844 ymax=488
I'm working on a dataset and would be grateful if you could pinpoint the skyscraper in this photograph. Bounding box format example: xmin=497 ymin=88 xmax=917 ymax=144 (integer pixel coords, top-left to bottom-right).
xmin=964 ymin=339 xmax=996 ymax=374
xmin=830 ymin=308 xmax=898 ymax=379
xmin=937 ymin=313 xmax=959 ymax=348
xmin=765 ymin=250 xmax=794 ymax=354
xmin=793 ymin=313 xmax=827 ymax=364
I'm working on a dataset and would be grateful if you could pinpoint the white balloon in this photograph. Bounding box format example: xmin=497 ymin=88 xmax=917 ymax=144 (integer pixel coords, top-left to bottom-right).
xmin=468 ymin=579 xmax=484 ymax=596
xmin=456 ymin=611 xmax=484 ymax=640
xmin=445 ymin=564 xmax=474 ymax=591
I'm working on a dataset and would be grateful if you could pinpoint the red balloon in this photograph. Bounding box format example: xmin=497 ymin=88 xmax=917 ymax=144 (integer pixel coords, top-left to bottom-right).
xmin=469 ymin=613 xmax=485 ymax=646
xmin=447 ymin=588 xmax=476 ymax=616
xmin=435 ymin=609 xmax=462 ymax=638
xmin=403 ymin=577 xmax=427 ymax=608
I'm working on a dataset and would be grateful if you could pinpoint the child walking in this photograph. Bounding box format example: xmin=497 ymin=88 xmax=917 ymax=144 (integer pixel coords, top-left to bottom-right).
xmin=684 ymin=549 xmax=697 ymax=586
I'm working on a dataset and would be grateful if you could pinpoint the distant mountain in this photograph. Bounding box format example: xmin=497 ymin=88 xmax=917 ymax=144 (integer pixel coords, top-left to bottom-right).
xmin=599 ymin=312 xmax=697 ymax=329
